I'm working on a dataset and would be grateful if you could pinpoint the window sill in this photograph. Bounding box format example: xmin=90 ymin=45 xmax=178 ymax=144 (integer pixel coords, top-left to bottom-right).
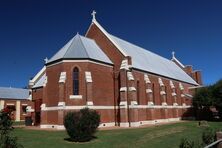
xmin=69 ymin=95 xmax=82 ymax=99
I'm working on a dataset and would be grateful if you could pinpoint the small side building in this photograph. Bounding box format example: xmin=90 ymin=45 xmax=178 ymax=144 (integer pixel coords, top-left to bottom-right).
xmin=0 ymin=87 xmax=34 ymax=121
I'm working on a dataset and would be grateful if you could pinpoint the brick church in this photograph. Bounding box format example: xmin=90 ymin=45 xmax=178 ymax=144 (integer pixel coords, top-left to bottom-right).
xmin=29 ymin=11 xmax=202 ymax=129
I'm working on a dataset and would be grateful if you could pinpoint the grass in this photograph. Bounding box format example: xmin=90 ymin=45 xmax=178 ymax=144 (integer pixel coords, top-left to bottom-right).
xmin=13 ymin=121 xmax=222 ymax=148
xmin=13 ymin=121 xmax=25 ymax=126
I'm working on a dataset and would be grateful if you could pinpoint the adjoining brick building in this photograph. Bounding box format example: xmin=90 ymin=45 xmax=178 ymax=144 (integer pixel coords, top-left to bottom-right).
xmin=30 ymin=11 xmax=202 ymax=129
xmin=0 ymin=87 xmax=34 ymax=121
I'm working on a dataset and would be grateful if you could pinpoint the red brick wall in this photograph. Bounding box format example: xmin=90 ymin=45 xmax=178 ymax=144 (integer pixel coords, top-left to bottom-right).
xmin=62 ymin=62 xmax=88 ymax=106
xmin=43 ymin=61 xmax=115 ymax=124
xmin=184 ymin=65 xmax=193 ymax=76
xmin=56 ymin=62 xmax=114 ymax=106
xmin=45 ymin=63 xmax=63 ymax=106
xmin=88 ymin=63 xmax=114 ymax=106
xmin=32 ymin=88 xmax=43 ymax=112
xmin=131 ymin=69 xmax=195 ymax=121
xmin=132 ymin=70 xmax=195 ymax=106
xmin=86 ymin=23 xmax=125 ymax=113
xmin=86 ymin=24 xmax=124 ymax=70
xmin=193 ymin=71 xmax=203 ymax=85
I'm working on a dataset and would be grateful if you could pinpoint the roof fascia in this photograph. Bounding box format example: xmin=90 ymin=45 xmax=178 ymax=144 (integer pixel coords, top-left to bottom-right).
xmin=30 ymin=66 xmax=46 ymax=84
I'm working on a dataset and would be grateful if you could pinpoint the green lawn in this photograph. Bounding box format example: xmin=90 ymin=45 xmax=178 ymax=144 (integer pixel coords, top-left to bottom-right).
xmin=13 ymin=121 xmax=222 ymax=148
xmin=13 ymin=121 xmax=25 ymax=126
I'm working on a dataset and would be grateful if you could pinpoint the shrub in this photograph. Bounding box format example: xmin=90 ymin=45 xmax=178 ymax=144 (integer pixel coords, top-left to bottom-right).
xmin=64 ymin=108 xmax=100 ymax=142
xmin=202 ymin=128 xmax=215 ymax=146
xmin=0 ymin=108 xmax=23 ymax=148
xmin=179 ymin=138 xmax=195 ymax=148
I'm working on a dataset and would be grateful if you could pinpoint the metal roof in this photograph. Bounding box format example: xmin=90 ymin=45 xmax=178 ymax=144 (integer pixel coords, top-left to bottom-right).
xmin=47 ymin=34 xmax=113 ymax=65
xmin=0 ymin=87 xmax=29 ymax=100
xmin=32 ymin=73 xmax=45 ymax=89
xmin=108 ymin=34 xmax=198 ymax=85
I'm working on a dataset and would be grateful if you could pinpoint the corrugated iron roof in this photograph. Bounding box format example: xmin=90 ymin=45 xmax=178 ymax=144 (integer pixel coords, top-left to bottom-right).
xmin=47 ymin=34 xmax=113 ymax=65
xmin=32 ymin=73 xmax=45 ymax=89
xmin=0 ymin=87 xmax=29 ymax=100
xmin=108 ymin=34 xmax=198 ymax=85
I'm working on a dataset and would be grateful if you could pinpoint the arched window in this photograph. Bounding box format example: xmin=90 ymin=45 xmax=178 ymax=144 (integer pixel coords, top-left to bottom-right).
xmin=73 ymin=67 xmax=79 ymax=95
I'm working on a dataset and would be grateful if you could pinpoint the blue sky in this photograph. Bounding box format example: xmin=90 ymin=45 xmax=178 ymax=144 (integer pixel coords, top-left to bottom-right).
xmin=0 ymin=0 xmax=221 ymax=88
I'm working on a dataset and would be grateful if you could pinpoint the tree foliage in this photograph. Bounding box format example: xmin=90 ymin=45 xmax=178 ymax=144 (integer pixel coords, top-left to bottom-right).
xmin=0 ymin=108 xmax=23 ymax=148
xmin=212 ymin=80 xmax=222 ymax=118
xmin=193 ymin=87 xmax=213 ymax=109
xmin=193 ymin=79 xmax=222 ymax=120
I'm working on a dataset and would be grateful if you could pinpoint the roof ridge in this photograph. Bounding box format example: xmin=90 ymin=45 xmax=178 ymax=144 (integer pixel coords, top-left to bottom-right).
xmin=46 ymin=33 xmax=113 ymax=65
xmin=171 ymin=56 xmax=185 ymax=68
xmin=78 ymin=35 xmax=90 ymax=58
xmin=63 ymin=35 xmax=79 ymax=58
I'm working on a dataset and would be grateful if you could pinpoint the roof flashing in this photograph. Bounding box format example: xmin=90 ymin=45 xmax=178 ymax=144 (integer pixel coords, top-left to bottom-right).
xmin=171 ymin=51 xmax=185 ymax=68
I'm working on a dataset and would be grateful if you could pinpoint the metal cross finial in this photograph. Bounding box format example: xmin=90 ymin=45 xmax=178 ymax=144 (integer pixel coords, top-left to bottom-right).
xmin=172 ymin=51 xmax=175 ymax=58
xmin=91 ymin=10 xmax=96 ymax=21
xmin=44 ymin=57 xmax=48 ymax=63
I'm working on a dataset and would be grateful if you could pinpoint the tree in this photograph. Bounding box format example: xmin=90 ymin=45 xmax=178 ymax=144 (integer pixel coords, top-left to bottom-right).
xmin=192 ymin=86 xmax=214 ymax=120
xmin=193 ymin=79 xmax=222 ymax=120
xmin=64 ymin=108 xmax=100 ymax=142
xmin=193 ymin=86 xmax=213 ymax=109
xmin=0 ymin=108 xmax=23 ymax=148
xmin=212 ymin=79 xmax=222 ymax=118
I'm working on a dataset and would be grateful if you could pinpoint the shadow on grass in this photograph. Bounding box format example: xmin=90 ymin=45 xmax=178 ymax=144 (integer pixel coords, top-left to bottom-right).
xmin=64 ymin=136 xmax=98 ymax=144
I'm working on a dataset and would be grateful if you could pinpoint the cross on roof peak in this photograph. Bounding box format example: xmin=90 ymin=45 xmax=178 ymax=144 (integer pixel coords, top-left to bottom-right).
xmin=91 ymin=10 xmax=96 ymax=21
xmin=172 ymin=51 xmax=175 ymax=58
xmin=44 ymin=57 xmax=48 ymax=63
